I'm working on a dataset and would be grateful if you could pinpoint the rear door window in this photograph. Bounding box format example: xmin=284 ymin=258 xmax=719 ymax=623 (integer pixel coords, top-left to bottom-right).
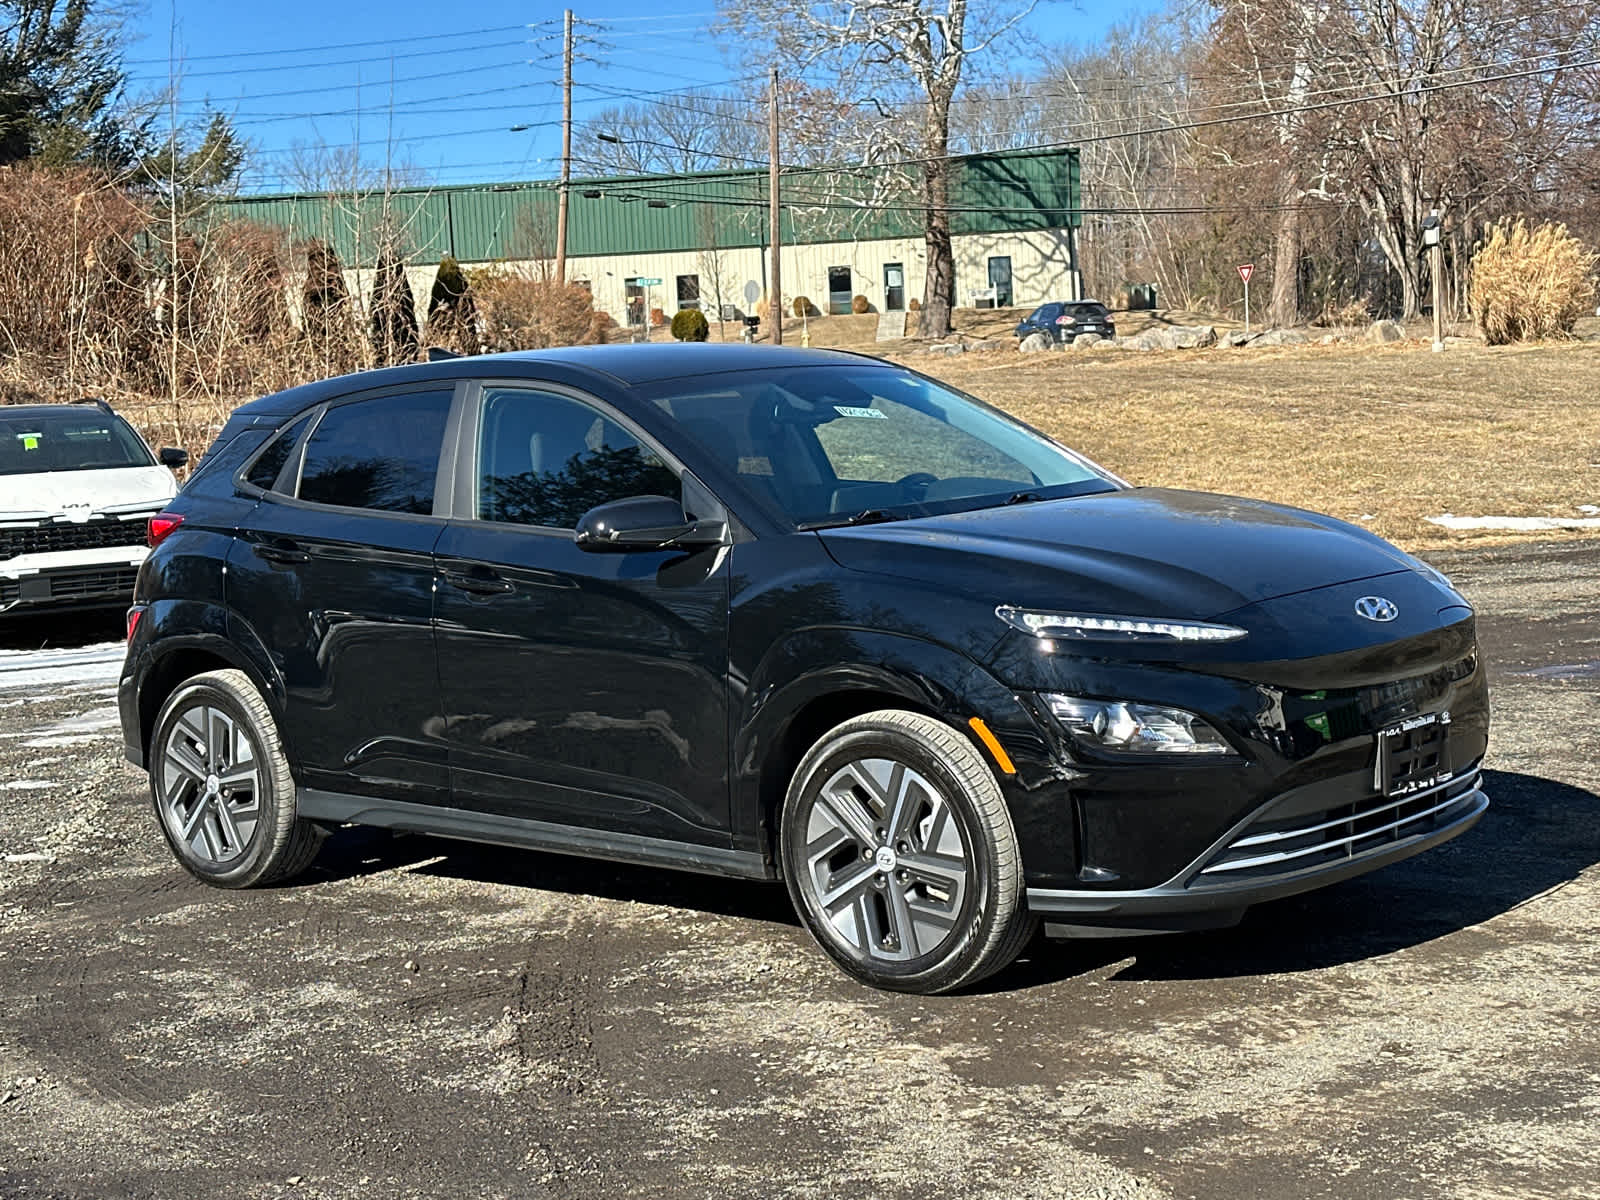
xmin=296 ymin=390 xmax=453 ymax=514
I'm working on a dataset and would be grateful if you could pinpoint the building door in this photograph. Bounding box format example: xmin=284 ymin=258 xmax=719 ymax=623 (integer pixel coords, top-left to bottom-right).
xmin=828 ymin=266 xmax=853 ymax=315
xmin=988 ymin=257 xmax=1013 ymax=307
xmin=883 ymin=262 xmax=905 ymax=311
xmin=624 ymin=278 xmax=645 ymax=327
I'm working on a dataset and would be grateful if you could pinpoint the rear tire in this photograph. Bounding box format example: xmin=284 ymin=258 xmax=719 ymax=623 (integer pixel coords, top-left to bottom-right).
xmin=148 ymin=668 xmax=323 ymax=888
xmin=780 ymin=709 xmax=1036 ymax=994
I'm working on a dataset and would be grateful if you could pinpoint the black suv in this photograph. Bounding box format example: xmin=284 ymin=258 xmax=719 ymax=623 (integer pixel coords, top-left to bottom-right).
xmin=1015 ymin=300 xmax=1116 ymax=343
xmin=121 ymin=345 xmax=1488 ymax=993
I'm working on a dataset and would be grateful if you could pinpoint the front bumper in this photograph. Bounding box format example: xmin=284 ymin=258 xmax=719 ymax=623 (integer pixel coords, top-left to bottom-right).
xmin=1027 ymin=764 xmax=1487 ymax=935
xmin=1 ymin=545 xmax=147 ymax=614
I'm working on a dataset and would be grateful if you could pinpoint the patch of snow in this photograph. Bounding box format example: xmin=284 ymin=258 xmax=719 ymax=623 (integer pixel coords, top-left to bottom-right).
xmin=1427 ymin=513 xmax=1600 ymax=532
xmin=0 ymin=642 xmax=125 ymax=691
xmin=0 ymin=779 xmax=56 ymax=790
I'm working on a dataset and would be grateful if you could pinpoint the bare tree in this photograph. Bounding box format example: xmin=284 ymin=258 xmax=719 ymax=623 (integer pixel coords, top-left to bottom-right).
xmin=696 ymin=207 xmax=733 ymax=339
xmin=724 ymin=0 xmax=1037 ymax=340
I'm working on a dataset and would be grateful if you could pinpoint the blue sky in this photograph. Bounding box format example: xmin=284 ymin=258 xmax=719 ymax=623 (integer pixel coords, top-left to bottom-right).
xmin=122 ymin=0 xmax=1166 ymax=193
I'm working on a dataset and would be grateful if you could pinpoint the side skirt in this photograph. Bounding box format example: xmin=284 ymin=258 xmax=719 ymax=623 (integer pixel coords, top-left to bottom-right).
xmin=297 ymin=788 xmax=774 ymax=881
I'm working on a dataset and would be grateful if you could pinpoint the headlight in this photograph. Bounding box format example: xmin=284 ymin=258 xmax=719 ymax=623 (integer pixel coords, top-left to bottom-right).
xmin=997 ymin=606 xmax=1246 ymax=643
xmin=1044 ymin=694 xmax=1234 ymax=756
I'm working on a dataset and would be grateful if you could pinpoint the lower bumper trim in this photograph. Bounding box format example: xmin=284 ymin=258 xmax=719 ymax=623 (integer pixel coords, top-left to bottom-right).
xmin=1027 ymin=785 xmax=1487 ymax=923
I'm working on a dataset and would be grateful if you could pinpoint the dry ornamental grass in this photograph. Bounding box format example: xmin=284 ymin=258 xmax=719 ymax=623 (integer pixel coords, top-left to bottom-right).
xmin=1470 ymin=220 xmax=1599 ymax=345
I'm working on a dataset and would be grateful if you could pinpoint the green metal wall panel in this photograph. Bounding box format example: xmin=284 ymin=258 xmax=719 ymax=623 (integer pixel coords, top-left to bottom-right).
xmin=213 ymin=148 xmax=1079 ymax=266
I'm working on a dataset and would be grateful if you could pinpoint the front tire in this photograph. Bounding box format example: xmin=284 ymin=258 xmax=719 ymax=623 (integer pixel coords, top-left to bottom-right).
xmin=780 ymin=709 xmax=1036 ymax=994
xmin=149 ymin=668 xmax=323 ymax=888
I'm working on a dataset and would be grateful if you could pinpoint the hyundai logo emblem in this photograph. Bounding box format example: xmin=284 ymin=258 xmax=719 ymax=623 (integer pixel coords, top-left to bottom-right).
xmin=1355 ymin=595 xmax=1400 ymax=622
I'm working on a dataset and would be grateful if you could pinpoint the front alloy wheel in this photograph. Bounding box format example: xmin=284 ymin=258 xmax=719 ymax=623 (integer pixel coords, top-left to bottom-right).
xmin=781 ymin=710 xmax=1036 ymax=993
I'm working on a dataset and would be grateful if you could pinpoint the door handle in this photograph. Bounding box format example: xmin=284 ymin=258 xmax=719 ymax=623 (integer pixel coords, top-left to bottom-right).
xmin=442 ymin=568 xmax=514 ymax=596
xmin=253 ymin=540 xmax=310 ymax=565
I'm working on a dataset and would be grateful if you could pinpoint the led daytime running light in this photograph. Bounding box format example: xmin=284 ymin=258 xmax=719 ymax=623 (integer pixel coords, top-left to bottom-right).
xmin=996 ymin=606 xmax=1246 ymax=643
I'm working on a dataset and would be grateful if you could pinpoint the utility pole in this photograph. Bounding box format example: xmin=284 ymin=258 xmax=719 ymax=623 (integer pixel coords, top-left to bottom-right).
xmin=1422 ymin=207 xmax=1444 ymax=352
xmin=768 ymin=64 xmax=782 ymax=345
xmin=555 ymin=8 xmax=573 ymax=285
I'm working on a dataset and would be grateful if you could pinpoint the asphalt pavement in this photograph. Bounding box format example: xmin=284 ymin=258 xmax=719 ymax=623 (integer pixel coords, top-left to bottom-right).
xmin=1 ymin=542 xmax=1596 ymax=1200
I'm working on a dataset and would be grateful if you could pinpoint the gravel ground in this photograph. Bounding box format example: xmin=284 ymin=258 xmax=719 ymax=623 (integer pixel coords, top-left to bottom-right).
xmin=1 ymin=544 xmax=1597 ymax=1200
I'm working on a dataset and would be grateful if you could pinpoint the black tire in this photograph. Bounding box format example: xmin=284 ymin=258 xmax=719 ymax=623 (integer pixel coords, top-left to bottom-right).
xmin=780 ymin=709 xmax=1037 ymax=994
xmin=148 ymin=668 xmax=323 ymax=888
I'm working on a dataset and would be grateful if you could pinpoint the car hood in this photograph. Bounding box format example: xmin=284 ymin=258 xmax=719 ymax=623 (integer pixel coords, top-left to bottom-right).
xmin=817 ymin=487 xmax=1420 ymax=620
xmin=0 ymin=466 xmax=176 ymax=520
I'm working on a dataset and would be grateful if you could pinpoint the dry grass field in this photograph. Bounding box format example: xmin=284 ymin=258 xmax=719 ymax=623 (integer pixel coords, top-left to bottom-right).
xmin=99 ymin=313 xmax=1600 ymax=555
xmin=898 ymin=331 xmax=1600 ymax=552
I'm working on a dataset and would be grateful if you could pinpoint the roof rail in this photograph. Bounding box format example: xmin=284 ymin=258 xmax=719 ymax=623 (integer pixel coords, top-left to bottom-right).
xmin=74 ymin=397 xmax=116 ymax=415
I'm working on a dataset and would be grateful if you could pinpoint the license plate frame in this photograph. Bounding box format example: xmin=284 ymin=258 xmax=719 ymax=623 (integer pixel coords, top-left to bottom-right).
xmin=1376 ymin=710 xmax=1453 ymax=797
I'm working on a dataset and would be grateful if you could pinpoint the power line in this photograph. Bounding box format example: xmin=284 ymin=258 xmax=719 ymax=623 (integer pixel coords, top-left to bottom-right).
xmin=125 ymin=38 xmax=536 ymax=84
xmin=122 ymin=23 xmax=550 ymax=66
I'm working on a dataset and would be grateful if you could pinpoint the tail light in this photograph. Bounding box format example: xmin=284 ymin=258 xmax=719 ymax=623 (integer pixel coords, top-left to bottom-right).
xmin=126 ymin=605 xmax=145 ymax=641
xmin=147 ymin=511 xmax=184 ymax=548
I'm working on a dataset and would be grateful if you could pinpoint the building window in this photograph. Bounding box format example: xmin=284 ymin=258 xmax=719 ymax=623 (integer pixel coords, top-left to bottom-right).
xmin=827 ymin=266 xmax=852 ymax=315
xmin=676 ymin=274 xmax=700 ymax=310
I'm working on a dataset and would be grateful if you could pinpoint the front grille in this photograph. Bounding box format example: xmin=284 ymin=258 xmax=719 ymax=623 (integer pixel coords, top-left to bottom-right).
xmin=1192 ymin=766 xmax=1483 ymax=886
xmin=0 ymin=566 xmax=139 ymax=607
xmin=0 ymin=518 xmax=148 ymax=560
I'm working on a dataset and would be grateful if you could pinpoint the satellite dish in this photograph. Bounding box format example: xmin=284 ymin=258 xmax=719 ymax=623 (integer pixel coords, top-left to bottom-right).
xmin=743 ymin=280 xmax=761 ymax=306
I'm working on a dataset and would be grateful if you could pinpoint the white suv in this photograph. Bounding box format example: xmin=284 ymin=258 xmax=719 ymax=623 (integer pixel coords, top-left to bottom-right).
xmin=1 ymin=401 xmax=187 ymax=617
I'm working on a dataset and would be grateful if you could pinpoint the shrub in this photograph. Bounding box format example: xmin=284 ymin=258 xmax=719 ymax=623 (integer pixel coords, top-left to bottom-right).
xmin=792 ymin=296 xmax=814 ymax=318
xmin=426 ymin=254 xmax=478 ymax=353
xmin=369 ymin=244 xmax=419 ymax=366
xmin=1314 ymin=296 xmax=1371 ymax=328
xmin=851 ymin=294 xmax=870 ymax=314
xmin=1470 ymin=219 xmax=1598 ymax=344
xmin=671 ymin=308 xmax=709 ymax=341
xmin=908 ymin=297 xmax=921 ymax=311
xmin=472 ymin=268 xmax=599 ymax=351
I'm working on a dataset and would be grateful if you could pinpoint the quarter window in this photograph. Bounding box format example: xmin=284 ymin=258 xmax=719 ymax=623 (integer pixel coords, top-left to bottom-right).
xmin=477 ymin=388 xmax=678 ymax=529
xmin=296 ymin=390 xmax=453 ymax=514
xmin=245 ymin=413 xmax=314 ymax=492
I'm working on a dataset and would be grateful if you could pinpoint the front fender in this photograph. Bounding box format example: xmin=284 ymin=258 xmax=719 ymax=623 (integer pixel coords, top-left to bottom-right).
xmin=732 ymin=627 xmax=1075 ymax=883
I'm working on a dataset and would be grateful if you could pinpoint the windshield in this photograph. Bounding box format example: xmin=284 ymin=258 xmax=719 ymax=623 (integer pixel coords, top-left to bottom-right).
xmin=0 ymin=410 xmax=155 ymax=476
xmin=642 ymin=364 xmax=1118 ymax=529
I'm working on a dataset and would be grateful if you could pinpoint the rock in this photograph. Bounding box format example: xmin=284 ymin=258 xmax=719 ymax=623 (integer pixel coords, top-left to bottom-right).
xmin=1071 ymin=333 xmax=1102 ymax=348
xmin=1251 ymin=328 xmax=1309 ymax=347
xmin=927 ymin=342 xmax=966 ymax=356
xmin=963 ymin=337 xmax=1002 ymax=352
xmin=1443 ymin=334 xmax=1481 ymax=347
xmin=1225 ymin=330 xmax=1256 ymax=347
xmin=1089 ymin=338 xmax=1120 ymax=351
xmin=1018 ymin=331 xmax=1053 ymax=353
xmin=1367 ymin=319 xmax=1406 ymax=342
xmin=1171 ymin=324 xmax=1218 ymax=348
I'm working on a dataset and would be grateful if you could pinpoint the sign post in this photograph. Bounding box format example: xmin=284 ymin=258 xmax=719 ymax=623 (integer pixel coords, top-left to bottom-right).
xmin=1237 ymin=263 xmax=1255 ymax=335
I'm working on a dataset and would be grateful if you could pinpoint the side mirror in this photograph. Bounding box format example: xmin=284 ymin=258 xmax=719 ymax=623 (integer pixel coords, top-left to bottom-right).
xmin=159 ymin=447 xmax=189 ymax=469
xmin=574 ymin=495 xmax=726 ymax=554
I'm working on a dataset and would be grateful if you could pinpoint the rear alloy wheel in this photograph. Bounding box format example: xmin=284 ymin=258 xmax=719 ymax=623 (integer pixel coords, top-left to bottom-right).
xmin=149 ymin=669 xmax=323 ymax=888
xmin=781 ymin=709 xmax=1036 ymax=993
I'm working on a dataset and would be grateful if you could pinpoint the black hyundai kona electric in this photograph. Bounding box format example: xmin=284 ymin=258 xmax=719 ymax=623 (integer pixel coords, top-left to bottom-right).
xmin=119 ymin=345 xmax=1488 ymax=993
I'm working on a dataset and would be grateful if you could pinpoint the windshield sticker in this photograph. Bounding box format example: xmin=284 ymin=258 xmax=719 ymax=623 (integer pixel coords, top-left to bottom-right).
xmin=738 ymin=456 xmax=775 ymax=476
xmin=833 ymin=405 xmax=887 ymax=419
xmin=16 ymin=433 xmax=41 ymax=451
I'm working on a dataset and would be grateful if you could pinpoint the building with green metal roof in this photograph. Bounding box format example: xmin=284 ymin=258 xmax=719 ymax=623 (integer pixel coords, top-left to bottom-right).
xmin=218 ymin=146 xmax=1082 ymax=327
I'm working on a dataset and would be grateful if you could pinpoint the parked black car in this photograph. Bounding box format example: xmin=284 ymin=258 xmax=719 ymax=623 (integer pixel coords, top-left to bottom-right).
xmin=120 ymin=345 xmax=1488 ymax=993
xmin=1015 ymin=300 xmax=1117 ymax=343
